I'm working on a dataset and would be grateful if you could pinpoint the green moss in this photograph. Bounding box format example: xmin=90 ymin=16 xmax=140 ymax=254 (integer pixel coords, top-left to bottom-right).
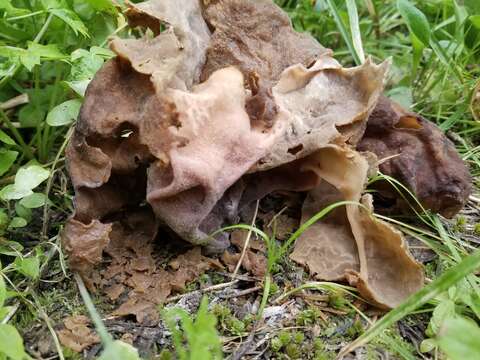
xmin=346 ymin=319 xmax=364 ymax=338
xmin=328 ymin=291 xmax=348 ymax=310
xmin=269 ymin=281 xmax=279 ymax=296
xmin=285 ymin=343 xmax=302 ymax=359
xmin=474 ymin=223 xmax=480 ymax=235
xmin=293 ymin=331 xmax=305 ymax=344
xmin=158 ymin=349 xmax=174 ymax=360
xmin=277 ymin=330 xmax=291 ymax=346
xmin=296 ymin=308 xmax=320 ymax=326
xmin=454 ymin=216 xmax=467 ymax=232
xmin=271 ymin=337 xmax=283 ymax=352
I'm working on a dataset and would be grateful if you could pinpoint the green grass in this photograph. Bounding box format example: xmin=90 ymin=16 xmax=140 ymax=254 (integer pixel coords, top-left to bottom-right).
xmin=0 ymin=0 xmax=480 ymax=359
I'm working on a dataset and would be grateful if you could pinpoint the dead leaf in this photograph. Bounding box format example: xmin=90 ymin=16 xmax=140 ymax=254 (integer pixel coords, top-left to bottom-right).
xmin=112 ymin=296 xmax=159 ymax=325
xmin=62 ymin=219 xmax=111 ymax=279
xmin=261 ymin=213 xmax=298 ymax=241
xmin=231 ymin=230 xmax=266 ymax=252
xmin=57 ymin=315 xmax=100 ymax=353
xmin=220 ymin=248 xmax=266 ymax=278
xmin=104 ymin=283 xmax=125 ymax=301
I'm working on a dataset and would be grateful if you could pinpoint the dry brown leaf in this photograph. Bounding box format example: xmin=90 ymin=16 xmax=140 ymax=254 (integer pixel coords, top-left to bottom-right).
xmin=261 ymin=213 xmax=299 ymax=241
xmin=104 ymin=283 xmax=125 ymax=301
xmin=112 ymin=295 xmax=159 ymax=324
xmin=57 ymin=315 xmax=99 ymax=353
xmin=220 ymin=249 xmax=266 ymax=278
xmin=230 ymin=230 xmax=266 ymax=252
xmin=62 ymin=219 xmax=111 ymax=278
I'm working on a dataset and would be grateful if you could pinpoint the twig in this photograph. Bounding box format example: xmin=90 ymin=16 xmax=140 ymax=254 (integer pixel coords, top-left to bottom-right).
xmin=164 ymin=280 xmax=239 ymax=303
xmin=0 ymin=94 xmax=29 ymax=110
xmin=232 ymin=200 xmax=259 ymax=278
xmin=469 ymin=194 xmax=480 ymax=204
xmin=218 ymin=272 xmax=256 ymax=282
xmin=220 ymin=286 xmax=262 ymax=299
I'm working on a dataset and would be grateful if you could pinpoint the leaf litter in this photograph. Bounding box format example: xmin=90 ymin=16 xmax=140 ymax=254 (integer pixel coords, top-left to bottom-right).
xmin=60 ymin=0 xmax=472 ymax=352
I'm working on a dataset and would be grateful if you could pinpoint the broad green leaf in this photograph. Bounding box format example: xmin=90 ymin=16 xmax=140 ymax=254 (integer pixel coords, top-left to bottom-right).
xmin=19 ymin=193 xmax=46 ymax=209
xmin=70 ymin=48 xmax=90 ymax=61
xmin=470 ymin=15 xmax=480 ymax=29
xmin=26 ymin=42 xmax=66 ymax=60
xmin=420 ymin=338 xmax=436 ymax=353
xmin=0 ymin=323 xmax=28 ymax=360
xmin=98 ymin=341 xmax=141 ymax=360
xmin=0 ymin=130 xmax=15 ymax=145
xmin=15 ymin=201 xmax=32 ymax=222
xmin=14 ymin=256 xmax=40 ymax=279
xmin=438 ymin=317 xmax=480 ymax=360
xmin=0 ymin=165 xmax=49 ymax=200
xmin=15 ymin=165 xmax=50 ymax=194
xmin=0 ymin=45 xmax=25 ymax=59
xmin=19 ymin=52 xmax=40 ymax=72
xmin=65 ymin=80 xmax=90 ymax=97
xmin=46 ymin=99 xmax=82 ymax=126
xmin=41 ymin=0 xmax=68 ymax=10
xmin=0 ymin=307 xmax=13 ymax=323
xmin=411 ymin=32 xmax=424 ymax=80
xmin=0 ymin=239 xmax=23 ymax=256
xmin=66 ymin=47 xmax=106 ymax=96
xmin=0 ymin=43 xmax=65 ymax=72
xmin=164 ymin=297 xmax=222 ymax=360
xmin=427 ymin=300 xmax=456 ymax=336
xmin=397 ymin=0 xmax=431 ymax=46
xmin=0 ymin=184 xmax=30 ymax=201
xmin=8 ymin=217 xmax=27 ymax=229
xmin=0 ymin=149 xmax=18 ymax=176
xmin=50 ymin=8 xmax=89 ymax=37
xmin=18 ymin=103 xmax=46 ymax=128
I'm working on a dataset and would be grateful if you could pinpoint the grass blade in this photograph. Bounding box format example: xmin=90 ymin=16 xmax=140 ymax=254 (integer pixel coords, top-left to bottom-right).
xmin=338 ymin=249 xmax=480 ymax=358
xmin=346 ymin=0 xmax=365 ymax=64
xmin=324 ymin=0 xmax=362 ymax=65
